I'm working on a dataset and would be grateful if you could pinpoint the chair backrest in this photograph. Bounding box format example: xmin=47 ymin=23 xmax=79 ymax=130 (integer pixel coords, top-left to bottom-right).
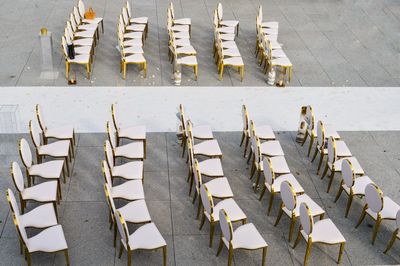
xmin=122 ymin=7 xmax=130 ymax=26
xmin=217 ymin=3 xmax=223 ymax=20
xmin=258 ymin=5 xmax=263 ymax=22
xmin=365 ymin=183 xmax=384 ymax=214
xmin=101 ymin=160 xmax=113 ymax=186
xmin=187 ymin=138 xmax=195 ymax=170
xmin=299 ymin=202 xmax=313 ymax=236
xmin=35 ymin=104 xmax=46 ymax=132
xmin=242 ymin=105 xmax=249 ymax=131
xmin=104 ymin=184 xmax=117 ymax=222
xmin=327 ymin=137 xmax=336 ymax=165
xmin=61 ymin=36 xmax=69 ymax=58
xmin=19 ymin=138 xmax=33 ymax=168
xmin=187 ymin=120 xmax=194 ymax=143
xmin=106 ymin=121 xmax=117 ymax=149
xmin=280 ymin=181 xmax=297 ymax=212
xmin=193 ymin=159 xmax=203 ymax=190
xmin=219 ymin=209 xmax=233 ymax=242
xmin=78 ymin=0 xmax=85 ymax=18
xmin=10 ymin=162 xmax=25 ymax=192
xmin=111 ymin=104 xmax=119 ymax=131
xmin=115 ymin=210 xmax=129 ymax=248
xmin=73 ymin=6 xmax=81 ymax=24
xmin=170 ymin=2 xmax=175 ymax=19
xmin=29 ymin=120 xmax=41 ymax=148
xmin=305 ymin=105 xmax=314 ymax=131
xmin=6 ymin=188 xmax=20 ymax=216
xmin=104 ymin=140 xmax=115 ymax=169
xmin=213 ymin=9 xmax=219 ymax=28
xmin=126 ymin=1 xmax=132 ymax=18
xmin=254 ymin=136 xmax=262 ymax=165
xmin=12 ymin=212 xmax=28 ymax=246
xmin=70 ymin=13 xmax=78 ymax=31
xmin=397 ymin=209 xmax=400 ymax=230
xmin=341 ymin=159 xmax=355 ymax=188
xmin=179 ymin=104 xmax=187 ymax=137
xmin=118 ymin=16 xmax=126 ymax=34
xmin=200 ymin=185 xmax=214 ymax=218
xmin=66 ymin=21 xmax=75 ymax=39
xmin=317 ymin=120 xmax=324 ymax=147
xmin=263 ymin=157 xmax=275 ymax=186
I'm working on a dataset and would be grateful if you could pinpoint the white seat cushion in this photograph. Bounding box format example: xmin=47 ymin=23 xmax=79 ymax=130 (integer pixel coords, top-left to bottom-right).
xmin=112 ymin=161 xmax=144 ymax=180
xmin=220 ymin=20 xmax=239 ymax=27
xmin=37 ymin=140 xmax=70 ymax=157
xmin=45 ymin=125 xmax=74 ymax=139
xmin=332 ymin=157 xmax=364 ymax=174
xmin=125 ymin=54 xmax=146 ymax=63
xmin=118 ymin=199 xmax=151 ymax=223
xmin=174 ymin=18 xmax=191 ymax=25
xmin=209 ymin=198 xmax=246 ymax=222
xmin=272 ymin=57 xmax=292 ymax=67
xmin=123 ymin=46 xmax=144 ymax=54
xmin=192 ymin=125 xmax=214 ymax=139
xmin=228 ymin=223 xmax=267 ymax=249
xmin=223 ymin=48 xmax=241 ymax=57
xmin=267 ymin=39 xmax=282 ymax=50
xmin=302 ymin=219 xmax=346 ymax=244
xmin=324 ymin=127 xmax=341 ymax=139
xmin=271 ymin=49 xmax=287 ymax=59
xmin=343 ymin=175 xmax=373 ymax=195
xmin=256 ymin=125 xmax=276 ymax=140
xmin=269 ymin=156 xmax=290 ymax=174
xmin=78 ymin=23 xmax=98 ymax=31
xmin=175 ymin=38 xmax=191 ymax=47
xmin=176 ymin=45 xmax=197 ymax=55
xmin=262 ymin=21 xmax=279 ymax=29
xmin=123 ymin=39 xmax=143 ymax=47
xmin=219 ymin=33 xmax=235 ymax=41
xmin=223 ymin=56 xmax=243 ymax=66
xmin=198 ymin=158 xmax=224 ymax=177
xmin=173 ymin=31 xmax=190 ymax=39
xmin=172 ymin=25 xmax=190 ymax=32
xmin=28 ymin=160 xmax=64 ymax=179
xmin=221 ymin=41 xmax=237 ymax=49
xmin=111 ymin=180 xmax=144 ymax=201
xmin=205 ymin=177 xmax=233 ymax=198
xmin=335 ymin=141 xmax=352 ymax=157
xmin=68 ymin=54 xmax=90 ymax=63
xmin=82 ymin=17 xmax=103 ymax=24
xmin=366 ymin=196 xmax=400 ymax=220
xmin=177 ymin=55 xmax=197 ymax=65
xmin=126 ymin=24 xmax=146 ymax=31
xmin=118 ymin=125 xmax=146 ymax=140
xmin=74 ymin=46 xmax=92 ymax=55
xmin=72 ymin=38 xmax=93 ymax=46
xmin=75 ymin=31 xmax=95 ymax=38
xmin=21 ymin=181 xmax=58 ymax=202
xmin=266 ymin=174 xmax=304 ymax=193
xmin=114 ymin=141 xmax=144 ymax=159
xmin=127 ymin=223 xmax=166 ymax=250
xmin=124 ymin=31 xmax=143 ymax=39
xmin=194 ymin=139 xmax=222 ymax=157
xmin=216 ymin=26 xmax=235 ymax=34
xmin=260 ymin=140 xmax=284 ymax=157
xmin=283 ymin=194 xmax=325 ymax=218
xmin=20 ymin=203 xmax=58 ymax=228
xmin=27 ymin=225 xmax=68 ymax=253
xmin=130 ymin=17 xmax=148 ymax=24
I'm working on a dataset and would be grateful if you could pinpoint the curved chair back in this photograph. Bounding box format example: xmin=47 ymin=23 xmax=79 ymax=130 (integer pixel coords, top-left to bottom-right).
xmin=213 ymin=9 xmax=219 ymax=28
xmin=61 ymin=36 xmax=69 ymax=58
xmin=258 ymin=5 xmax=263 ymax=22
xmin=111 ymin=104 xmax=119 ymax=131
xmin=122 ymin=7 xmax=130 ymax=26
xmin=397 ymin=209 xmax=400 ymax=230
xmin=280 ymin=181 xmax=297 ymax=212
xmin=187 ymin=138 xmax=195 ymax=168
xmin=106 ymin=121 xmax=117 ymax=149
xmin=125 ymin=1 xmax=132 ymax=18
xmin=219 ymin=209 xmax=233 ymax=242
xmin=66 ymin=21 xmax=75 ymax=40
xmin=179 ymin=104 xmax=186 ymax=135
xmin=242 ymin=105 xmax=249 ymax=132
xmin=193 ymin=159 xmax=203 ymax=190
xmin=317 ymin=120 xmax=325 ymax=147
xmin=200 ymin=185 xmax=214 ymax=218
xmin=11 ymin=162 xmax=25 ymax=193
xmin=19 ymin=139 xmax=33 ymax=168
xmin=6 ymin=188 xmax=20 ymax=215
xmin=104 ymin=184 xmax=117 ymax=217
xmin=104 ymin=140 xmax=115 ymax=169
xmin=78 ymin=0 xmax=85 ymax=18
xmin=73 ymin=6 xmax=81 ymax=24
xmin=101 ymin=160 xmax=113 ymax=186
xmin=12 ymin=212 xmax=28 ymax=245
xmin=305 ymin=106 xmax=314 ymax=131
xmin=299 ymin=202 xmax=313 ymax=236
xmin=35 ymin=104 xmax=46 ymax=132
xmin=29 ymin=120 xmax=41 ymax=148
xmin=115 ymin=211 xmax=129 ymax=248
xmin=327 ymin=137 xmax=337 ymax=165
xmin=217 ymin=3 xmax=223 ymax=20
xmin=187 ymin=120 xmax=194 ymax=143
xmin=341 ymin=159 xmax=355 ymax=188
xmin=263 ymin=157 xmax=275 ymax=186
xmin=70 ymin=13 xmax=78 ymax=31
xmin=169 ymin=2 xmax=175 ymax=19
xmin=365 ymin=183 xmax=384 ymax=214
xmin=254 ymin=136 xmax=262 ymax=164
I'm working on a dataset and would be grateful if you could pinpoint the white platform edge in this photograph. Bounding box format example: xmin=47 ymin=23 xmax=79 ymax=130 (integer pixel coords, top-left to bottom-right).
xmin=0 ymin=86 xmax=399 ymax=133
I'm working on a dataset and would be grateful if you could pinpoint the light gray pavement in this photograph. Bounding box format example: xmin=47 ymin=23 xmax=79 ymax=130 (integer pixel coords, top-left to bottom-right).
xmin=0 ymin=131 xmax=400 ymax=265
xmin=0 ymin=0 xmax=399 ymax=86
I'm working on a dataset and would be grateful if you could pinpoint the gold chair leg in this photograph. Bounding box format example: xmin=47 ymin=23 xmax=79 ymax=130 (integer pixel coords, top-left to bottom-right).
xmin=289 ymin=216 xmax=296 ymax=242
xmin=383 ymin=229 xmax=398 ymax=254
xmin=326 ymin=170 xmax=336 ymax=193
xmin=127 ymin=250 xmax=132 ymax=266
xmin=267 ymin=192 xmax=275 ymax=215
xmin=239 ymin=132 xmax=245 ymax=146
xmin=227 ymin=247 xmax=233 ymax=266
xmin=199 ymin=212 xmax=206 ymax=230
xmin=118 ymin=242 xmax=123 ymax=258
xmin=262 ymin=246 xmax=267 ymax=266
xmin=344 ymin=193 xmax=354 ymax=218
xmin=209 ymin=222 xmax=215 ymax=247
xmin=123 ymin=62 xmax=127 ymax=80
xmin=65 ymin=62 xmax=69 ymax=80
xmin=240 ymin=66 xmax=244 ymax=82
xmin=254 ymin=170 xmax=261 ymax=192
xmin=304 ymin=241 xmax=312 ymax=266
xmin=219 ymin=65 xmax=224 ymax=80
xmin=163 ymin=246 xmax=167 ymax=266
xmin=334 ymin=183 xmax=344 ymax=203
xmin=194 ymin=65 xmax=198 ymax=81
xmin=301 ymin=131 xmax=308 ymax=146
xmin=143 ymin=62 xmax=147 ymax=78
xmin=355 ymin=204 xmax=368 ymax=228
xmin=274 ymin=203 xmax=284 ymax=226
xmin=293 ymin=227 xmax=302 ymax=249
xmin=243 ymin=136 xmax=249 ymax=157
xmin=372 ymin=216 xmax=382 ymax=244
xmin=64 ymin=250 xmax=70 ymax=266
xmin=307 ymin=135 xmax=314 ymax=157
xmin=216 ymin=235 xmax=224 ymax=256
xmin=316 ymin=153 xmax=324 ymax=174
xmin=321 ymin=162 xmax=329 ymax=179
xmin=337 ymin=242 xmax=345 ymax=264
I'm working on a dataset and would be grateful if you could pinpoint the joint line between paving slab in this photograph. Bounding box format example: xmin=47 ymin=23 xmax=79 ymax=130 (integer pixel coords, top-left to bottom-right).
xmin=155 ymin=0 xmax=164 ymax=85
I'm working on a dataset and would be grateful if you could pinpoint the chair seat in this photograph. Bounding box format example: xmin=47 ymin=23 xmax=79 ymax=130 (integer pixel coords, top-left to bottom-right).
xmin=173 ymin=31 xmax=190 ymax=39
xmin=45 ymin=125 xmax=74 ymax=139
xmin=266 ymin=39 xmax=282 ymax=50
xmin=208 ymin=198 xmax=246 ymax=222
xmin=130 ymin=17 xmax=148 ymax=24
xmin=112 ymin=161 xmax=144 ymax=180
xmin=118 ymin=199 xmax=151 ymax=223
xmin=127 ymin=223 xmax=166 ymax=250
xmin=68 ymin=54 xmax=90 ymax=63
xmin=124 ymin=31 xmax=143 ymax=39
xmin=111 ymin=180 xmax=144 ymax=201
xmin=194 ymin=139 xmax=222 ymax=157
xmin=82 ymin=17 xmax=103 ymax=24
xmin=78 ymin=23 xmax=98 ymax=31
xmin=261 ymin=21 xmax=279 ymax=29
xmin=264 ymin=34 xmax=278 ymax=41
xmin=335 ymin=141 xmax=352 ymax=157
xmin=366 ymin=196 xmax=400 ymax=220
xmin=268 ymin=156 xmax=291 ymax=174
xmin=124 ymin=54 xmax=146 ymax=63
xmin=21 ymin=181 xmax=58 ymax=202
xmin=20 ymin=203 xmax=58 ymax=228
xmin=114 ymin=141 xmax=144 ymax=159
xmin=343 ymin=175 xmax=373 ymax=195
xmin=263 ymin=28 xmax=278 ymax=35
xmin=283 ymin=194 xmax=325 ymax=218
xmin=175 ymin=38 xmax=191 ymax=47
xmin=123 ymin=39 xmax=143 ymax=47
xmin=176 ymin=45 xmax=197 ymax=55
xmin=26 ymin=225 xmax=68 ymax=253
xmin=220 ymin=20 xmax=239 ymax=27
xmin=223 ymin=48 xmax=241 ymax=57
xmin=177 ymin=55 xmax=197 ymax=65
xmin=118 ymin=125 xmax=146 ymax=140
xmin=256 ymin=125 xmax=276 ymax=140
xmin=271 ymin=57 xmax=292 ymax=67
xmin=216 ymin=26 xmax=235 ymax=34
xmin=221 ymin=40 xmax=237 ymax=49
xmin=205 ymin=177 xmax=233 ymax=198
xmin=174 ymin=18 xmax=191 ymax=25
xmin=72 ymin=38 xmax=93 ymax=46
xmin=302 ymin=219 xmax=346 ymax=244
xmin=331 ymin=157 xmax=364 ymax=174
xmin=266 ymin=174 xmax=304 ymax=194
xmin=192 ymin=125 xmax=214 ymax=139
xmin=260 ymin=140 xmax=284 ymax=157
xmin=219 ymin=33 xmax=235 ymax=41
xmin=198 ymin=158 xmax=224 ymax=177
xmin=223 ymin=56 xmax=243 ymax=66
xmin=37 ymin=140 xmax=70 ymax=158
xmin=75 ymin=30 xmax=95 ymax=38
xmin=324 ymin=127 xmax=341 ymax=139
xmin=171 ymin=25 xmax=190 ymax=32
xmin=271 ymin=49 xmax=287 ymax=59
xmin=29 ymin=160 xmax=64 ymax=179
xmin=225 ymin=223 xmax=267 ymax=249
xmin=124 ymin=46 xmax=144 ymax=54
xmin=126 ymin=24 xmax=146 ymax=32
xmin=74 ymin=46 xmax=92 ymax=55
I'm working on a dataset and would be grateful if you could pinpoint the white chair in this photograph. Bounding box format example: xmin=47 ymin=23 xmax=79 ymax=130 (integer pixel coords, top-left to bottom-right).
xmin=321 ymin=136 xmax=363 ymax=193
xmin=104 ymin=184 xmax=151 ymax=247
xmin=217 ymin=209 xmax=268 ymax=266
xmin=334 ymin=159 xmax=374 ymax=217
xmin=355 ymin=183 xmax=400 ymax=244
xmin=69 ymin=13 xmax=97 ymax=41
xmin=104 ymin=140 xmax=144 ymax=182
xmin=193 ymin=159 xmax=233 ymax=219
xmin=10 ymin=162 xmax=59 ymax=217
xmin=11 ymin=212 xmax=69 ymax=266
xmin=293 ymin=203 xmax=346 ymax=266
xmin=111 ymin=103 xmax=146 ymax=157
xmin=107 ymin=121 xmax=144 ymax=161
xmin=311 ymin=120 xmax=349 ymax=174
xmin=118 ymin=36 xmax=147 ymax=79
xmin=19 ymin=138 xmax=66 ymax=189
xmin=187 ymin=120 xmax=222 ymax=160
xmin=62 ymin=35 xmax=93 ymax=63
xmin=64 ymin=26 xmax=94 ymax=48
xmin=240 ymin=105 xmax=276 ymax=157
xmin=73 ymin=6 xmax=98 ymax=34
xmin=121 ymin=7 xmax=146 ymax=35
xmin=217 ymin=3 xmax=239 ymax=36
xmin=35 ymin=104 xmax=76 ymax=151
xmin=275 ymin=181 xmax=325 ymax=241
xmin=216 ymin=39 xmax=244 ymax=82
xmin=102 ymin=160 xmax=144 ymax=201
xmin=29 ymin=120 xmax=72 ymax=176
xmin=258 ymin=6 xmax=279 ymax=29
xmin=199 ymin=185 xmax=247 ymax=247
xmin=115 ymin=210 xmax=167 ymax=266
xmin=169 ymin=2 xmax=191 ymax=33
xmin=300 ymin=105 xmax=315 ymax=156
xmin=117 ymin=22 xmax=143 ymax=48
xmin=259 ymin=157 xmax=304 ymax=215
xmin=171 ymin=40 xmax=198 ymax=80
xmin=125 ymin=1 xmax=148 ymax=37
xmin=384 ymin=209 xmax=400 ymax=254
xmin=78 ymin=0 xmax=104 ymax=33
xmin=265 ymin=42 xmax=292 ymax=83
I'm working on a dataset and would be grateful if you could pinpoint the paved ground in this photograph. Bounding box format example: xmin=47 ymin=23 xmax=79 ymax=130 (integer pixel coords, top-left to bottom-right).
xmin=0 ymin=131 xmax=399 ymax=265
xmin=0 ymin=0 xmax=399 ymax=87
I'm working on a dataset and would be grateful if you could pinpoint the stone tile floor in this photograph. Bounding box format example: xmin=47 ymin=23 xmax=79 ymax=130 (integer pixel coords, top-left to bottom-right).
xmin=0 ymin=0 xmax=399 ymax=87
xmin=0 ymin=131 xmax=400 ymax=265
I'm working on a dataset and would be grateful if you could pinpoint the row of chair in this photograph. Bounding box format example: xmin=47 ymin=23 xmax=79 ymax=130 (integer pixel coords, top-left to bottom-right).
xmin=7 ymin=105 xmax=76 ymax=265
xmin=301 ymin=105 xmax=400 ymax=252
xmin=241 ymin=104 xmax=346 ymax=266
xmin=179 ymin=104 xmax=269 ymax=266
xmin=212 ymin=4 xmax=244 ymax=81
xmin=117 ymin=2 xmax=149 ymax=79
xmin=255 ymin=5 xmax=292 ymax=83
